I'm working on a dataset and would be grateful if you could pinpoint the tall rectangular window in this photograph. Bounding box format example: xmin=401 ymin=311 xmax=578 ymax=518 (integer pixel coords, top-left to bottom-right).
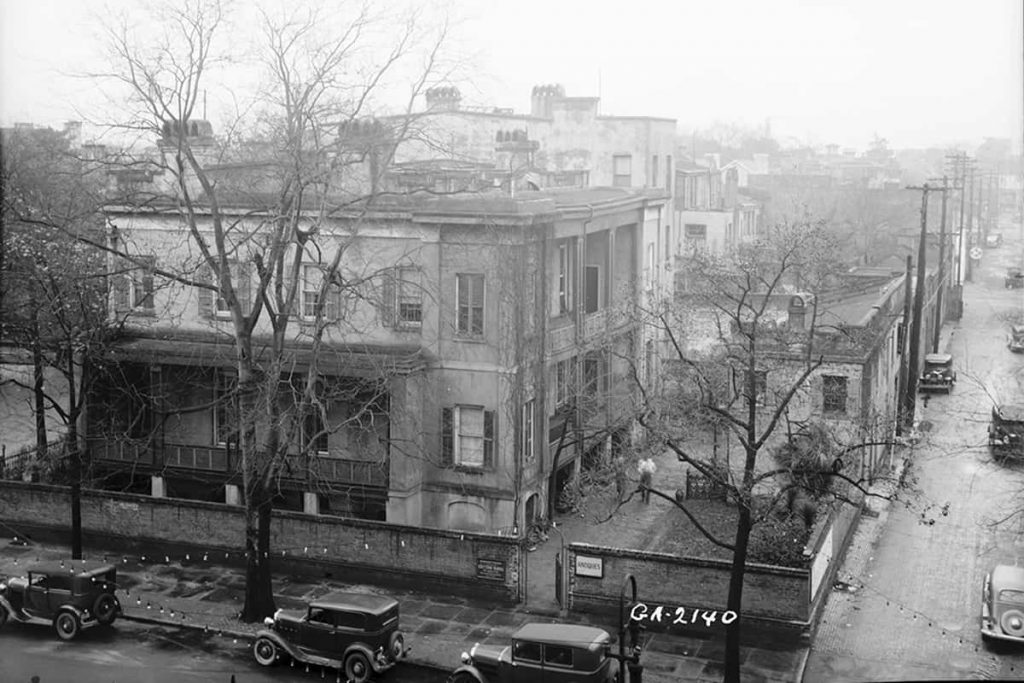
xmin=304 ymin=406 xmax=329 ymax=455
xmin=302 ymin=264 xmax=338 ymax=320
xmin=823 ymin=375 xmax=848 ymax=414
xmin=456 ymin=273 xmax=485 ymax=336
xmin=521 ymin=400 xmax=535 ymax=462
xmin=442 ymin=405 xmax=495 ymax=468
xmin=556 ymin=358 xmax=575 ymax=407
xmin=613 ymin=154 xmax=632 ymax=187
xmin=651 ymin=155 xmax=659 ymax=188
xmin=397 ymin=267 xmax=422 ymax=327
xmin=130 ymin=256 xmax=156 ymax=313
xmin=665 ymin=155 xmax=673 ymax=194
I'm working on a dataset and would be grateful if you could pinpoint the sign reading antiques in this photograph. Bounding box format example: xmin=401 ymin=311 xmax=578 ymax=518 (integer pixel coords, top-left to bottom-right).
xmin=629 ymin=602 xmax=738 ymax=630
xmin=574 ymin=554 xmax=604 ymax=578
xmin=475 ymin=558 xmax=507 ymax=582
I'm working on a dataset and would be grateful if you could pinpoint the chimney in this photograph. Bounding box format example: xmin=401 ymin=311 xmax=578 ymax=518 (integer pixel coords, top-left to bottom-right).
xmin=530 ymin=84 xmax=565 ymax=118
xmin=424 ymin=86 xmax=461 ymax=112
xmin=63 ymin=120 xmax=82 ymax=148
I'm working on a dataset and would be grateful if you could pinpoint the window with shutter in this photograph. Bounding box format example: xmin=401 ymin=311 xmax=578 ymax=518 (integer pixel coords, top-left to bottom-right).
xmin=444 ymin=405 xmax=495 ymax=469
xmin=397 ymin=267 xmax=422 ymax=328
xmin=130 ymin=256 xmax=156 ymax=314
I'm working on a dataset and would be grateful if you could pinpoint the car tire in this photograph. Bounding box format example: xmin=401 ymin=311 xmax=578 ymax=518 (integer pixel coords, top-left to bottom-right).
xmin=54 ymin=610 xmax=80 ymax=641
xmin=448 ymin=673 xmax=478 ymax=683
xmin=344 ymin=651 xmax=372 ymax=683
xmin=253 ymin=637 xmax=279 ymax=666
xmin=93 ymin=593 xmax=118 ymax=626
xmin=388 ymin=632 xmax=405 ymax=660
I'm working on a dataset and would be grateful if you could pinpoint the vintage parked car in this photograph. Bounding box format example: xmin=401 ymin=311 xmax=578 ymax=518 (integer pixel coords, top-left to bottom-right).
xmin=1010 ymin=324 xmax=1024 ymax=353
xmin=986 ymin=232 xmax=1004 ymax=248
xmin=982 ymin=564 xmax=1024 ymax=643
xmin=448 ymin=622 xmax=617 ymax=683
xmin=252 ymin=591 xmax=407 ymax=683
xmin=1006 ymin=267 xmax=1024 ymax=289
xmin=919 ymin=353 xmax=957 ymax=394
xmin=0 ymin=560 xmax=121 ymax=640
xmin=990 ymin=404 xmax=1024 ymax=462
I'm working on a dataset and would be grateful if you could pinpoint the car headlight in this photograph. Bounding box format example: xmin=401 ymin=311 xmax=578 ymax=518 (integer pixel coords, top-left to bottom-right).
xmin=460 ymin=651 xmax=472 ymax=665
xmin=263 ymin=617 xmax=274 ymax=627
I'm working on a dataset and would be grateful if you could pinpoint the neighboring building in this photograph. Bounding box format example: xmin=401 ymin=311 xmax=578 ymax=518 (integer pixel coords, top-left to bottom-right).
xmin=91 ymin=182 xmax=668 ymax=534
xmin=674 ymin=159 xmax=761 ymax=255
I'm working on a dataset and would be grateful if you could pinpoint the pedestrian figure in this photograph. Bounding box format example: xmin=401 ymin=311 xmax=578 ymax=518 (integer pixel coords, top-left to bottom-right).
xmin=638 ymin=457 xmax=656 ymax=503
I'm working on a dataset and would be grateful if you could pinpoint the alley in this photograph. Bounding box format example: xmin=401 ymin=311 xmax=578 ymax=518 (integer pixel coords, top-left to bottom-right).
xmin=806 ymin=237 xmax=1024 ymax=681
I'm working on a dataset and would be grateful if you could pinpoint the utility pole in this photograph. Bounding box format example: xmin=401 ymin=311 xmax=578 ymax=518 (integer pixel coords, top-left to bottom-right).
xmin=931 ymin=177 xmax=950 ymax=353
xmin=896 ymin=255 xmax=914 ymax=437
xmin=903 ymin=183 xmax=933 ymax=430
xmin=966 ymin=166 xmax=977 ymax=282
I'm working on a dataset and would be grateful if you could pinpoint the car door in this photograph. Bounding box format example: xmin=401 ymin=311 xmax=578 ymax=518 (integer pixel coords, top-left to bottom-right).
xmin=25 ymin=573 xmax=50 ymax=614
xmin=302 ymin=607 xmax=337 ymax=656
xmin=510 ymin=639 xmax=543 ymax=683
xmin=540 ymin=643 xmax=577 ymax=683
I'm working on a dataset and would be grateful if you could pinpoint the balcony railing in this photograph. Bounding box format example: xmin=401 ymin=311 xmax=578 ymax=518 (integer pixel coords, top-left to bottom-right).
xmin=88 ymin=438 xmax=386 ymax=487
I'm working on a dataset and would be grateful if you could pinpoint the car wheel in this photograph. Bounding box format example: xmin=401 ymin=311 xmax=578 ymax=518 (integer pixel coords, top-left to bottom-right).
xmin=54 ymin=610 xmax=80 ymax=641
xmin=93 ymin=593 xmax=118 ymax=626
xmin=448 ymin=673 xmax=479 ymax=683
xmin=388 ymin=632 xmax=405 ymax=660
xmin=1002 ymin=609 xmax=1024 ymax=638
xmin=253 ymin=637 xmax=279 ymax=666
xmin=344 ymin=651 xmax=372 ymax=683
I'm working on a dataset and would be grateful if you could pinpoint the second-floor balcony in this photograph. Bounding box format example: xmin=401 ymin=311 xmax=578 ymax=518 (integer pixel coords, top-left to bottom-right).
xmin=87 ymin=438 xmax=388 ymax=487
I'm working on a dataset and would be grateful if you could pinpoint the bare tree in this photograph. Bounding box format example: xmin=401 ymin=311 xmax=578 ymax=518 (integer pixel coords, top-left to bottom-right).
xmin=93 ymin=0 xmax=456 ymax=621
xmin=1 ymin=123 xmax=123 ymax=558
xmin=566 ymin=220 xmax=930 ymax=682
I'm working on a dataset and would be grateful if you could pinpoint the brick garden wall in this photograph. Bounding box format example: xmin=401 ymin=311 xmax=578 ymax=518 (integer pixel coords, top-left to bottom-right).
xmin=0 ymin=481 xmax=523 ymax=603
xmin=567 ymin=543 xmax=810 ymax=632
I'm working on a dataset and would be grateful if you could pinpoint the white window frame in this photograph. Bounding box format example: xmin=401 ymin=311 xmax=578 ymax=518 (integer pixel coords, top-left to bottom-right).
xmin=215 ymin=260 xmax=238 ymax=319
xmin=521 ymin=399 xmax=535 ymax=462
xmin=301 ymin=264 xmax=322 ymax=320
xmin=455 ymin=405 xmax=486 ymax=467
xmin=455 ymin=273 xmax=485 ymax=337
xmin=558 ymin=242 xmax=574 ymax=315
xmin=130 ymin=256 xmax=156 ymax=312
xmin=397 ymin=266 xmax=423 ymax=327
xmin=613 ymin=154 xmax=632 ymax=187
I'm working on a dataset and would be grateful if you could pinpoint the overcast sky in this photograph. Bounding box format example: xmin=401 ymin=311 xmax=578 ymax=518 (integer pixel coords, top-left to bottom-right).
xmin=2 ymin=0 xmax=1021 ymax=152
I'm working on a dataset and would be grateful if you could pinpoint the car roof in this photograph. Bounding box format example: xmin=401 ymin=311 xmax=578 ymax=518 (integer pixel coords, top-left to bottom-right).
xmin=995 ymin=404 xmax=1024 ymax=422
xmin=26 ymin=560 xmax=116 ymax=577
xmin=309 ymin=591 xmax=398 ymax=614
xmin=512 ymin=623 xmax=612 ymax=649
xmin=992 ymin=564 xmax=1024 ymax=592
xmin=924 ymin=353 xmax=952 ymax=363
xmin=1012 ymin=324 xmax=1024 ymax=334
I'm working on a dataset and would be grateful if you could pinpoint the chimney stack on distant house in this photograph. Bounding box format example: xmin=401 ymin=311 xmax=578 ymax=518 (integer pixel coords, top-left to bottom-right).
xmin=530 ymin=84 xmax=565 ymax=118
xmin=63 ymin=120 xmax=82 ymax=148
xmin=425 ymin=86 xmax=462 ymax=112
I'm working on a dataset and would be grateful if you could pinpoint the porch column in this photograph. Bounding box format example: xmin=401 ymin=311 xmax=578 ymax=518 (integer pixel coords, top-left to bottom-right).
xmin=225 ymin=484 xmax=241 ymax=505
xmin=303 ymin=492 xmax=319 ymax=515
xmin=150 ymin=475 xmax=165 ymax=498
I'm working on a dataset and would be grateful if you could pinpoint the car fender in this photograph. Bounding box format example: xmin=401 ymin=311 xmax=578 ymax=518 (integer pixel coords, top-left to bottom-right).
xmin=253 ymin=628 xmax=303 ymax=661
xmin=344 ymin=642 xmax=389 ymax=673
xmin=447 ymin=664 xmax=487 ymax=683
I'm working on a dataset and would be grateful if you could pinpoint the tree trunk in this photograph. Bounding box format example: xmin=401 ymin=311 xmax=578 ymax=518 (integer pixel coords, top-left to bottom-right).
xmin=31 ymin=331 xmax=48 ymax=463
xmin=68 ymin=423 xmax=83 ymax=559
xmin=237 ymin=346 xmax=277 ymax=622
xmin=724 ymin=501 xmax=753 ymax=683
xmin=241 ymin=481 xmax=276 ymax=622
